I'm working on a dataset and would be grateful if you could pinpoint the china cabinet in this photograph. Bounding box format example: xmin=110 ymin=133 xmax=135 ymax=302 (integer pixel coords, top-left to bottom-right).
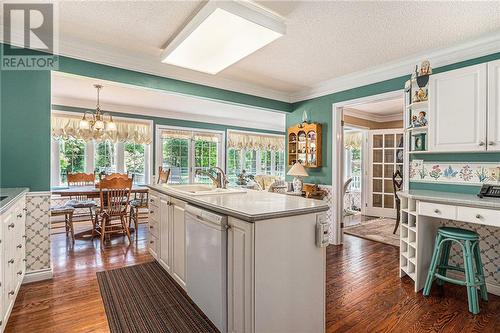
xmin=287 ymin=123 xmax=322 ymax=167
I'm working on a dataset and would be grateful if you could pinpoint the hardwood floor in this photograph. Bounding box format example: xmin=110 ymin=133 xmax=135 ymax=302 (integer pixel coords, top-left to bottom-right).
xmin=6 ymin=228 xmax=499 ymax=332
xmin=327 ymin=235 xmax=500 ymax=332
xmin=6 ymin=224 xmax=153 ymax=333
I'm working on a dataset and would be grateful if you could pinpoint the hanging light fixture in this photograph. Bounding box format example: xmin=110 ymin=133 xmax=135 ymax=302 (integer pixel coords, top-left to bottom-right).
xmin=79 ymin=84 xmax=116 ymax=132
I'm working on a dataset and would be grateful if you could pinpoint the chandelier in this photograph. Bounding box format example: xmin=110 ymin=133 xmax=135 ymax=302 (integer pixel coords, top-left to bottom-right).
xmin=79 ymin=84 xmax=116 ymax=132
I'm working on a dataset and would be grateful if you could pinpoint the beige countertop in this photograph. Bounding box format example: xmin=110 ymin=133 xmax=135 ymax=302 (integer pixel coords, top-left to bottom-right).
xmin=398 ymin=190 xmax=500 ymax=210
xmin=147 ymin=184 xmax=329 ymax=222
xmin=0 ymin=188 xmax=29 ymax=214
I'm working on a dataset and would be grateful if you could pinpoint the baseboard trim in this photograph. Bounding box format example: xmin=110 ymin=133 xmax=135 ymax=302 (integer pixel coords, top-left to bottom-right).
xmin=23 ymin=267 xmax=53 ymax=284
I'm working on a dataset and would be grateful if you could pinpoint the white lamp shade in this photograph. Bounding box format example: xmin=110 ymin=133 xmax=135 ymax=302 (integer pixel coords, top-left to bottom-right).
xmin=79 ymin=119 xmax=90 ymax=130
xmin=287 ymin=162 xmax=309 ymax=177
xmin=94 ymin=120 xmax=105 ymax=130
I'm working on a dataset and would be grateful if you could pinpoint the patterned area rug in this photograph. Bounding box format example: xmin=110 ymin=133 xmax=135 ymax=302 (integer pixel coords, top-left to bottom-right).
xmin=97 ymin=261 xmax=218 ymax=333
xmin=344 ymin=218 xmax=400 ymax=247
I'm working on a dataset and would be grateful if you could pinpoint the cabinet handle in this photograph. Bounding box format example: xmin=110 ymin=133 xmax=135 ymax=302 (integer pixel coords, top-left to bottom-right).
xmin=475 ymin=214 xmax=482 ymax=219
xmin=150 ymin=199 xmax=154 ymax=203
xmin=434 ymin=209 xmax=440 ymax=214
xmin=17 ymin=213 xmax=23 ymax=218
xmin=23 ymin=258 xmax=27 ymax=262
xmin=488 ymin=141 xmax=495 ymax=146
xmin=8 ymin=291 xmax=14 ymax=296
xmin=150 ymin=210 xmax=154 ymax=214
xmin=22 ymin=235 xmax=27 ymax=239
xmin=150 ymin=240 xmax=154 ymax=244
xmin=23 ymin=207 xmax=27 ymax=211
xmin=479 ymin=141 xmax=486 ymax=146
xmin=8 ymin=259 xmax=14 ymax=264
xmin=149 ymin=225 xmax=153 ymax=229
xmin=17 ymin=244 xmax=22 ymax=249
xmin=8 ymin=223 xmax=14 ymax=229
xmin=17 ymin=271 xmax=22 ymax=275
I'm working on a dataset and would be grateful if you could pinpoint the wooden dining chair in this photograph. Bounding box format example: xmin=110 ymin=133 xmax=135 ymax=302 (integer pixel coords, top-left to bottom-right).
xmin=95 ymin=177 xmax=133 ymax=249
xmin=157 ymin=166 xmax=171 ymax=184
xmin=50 ymin=204 xmax=75 ymax=243
xmin=102 ymin=172 xmax=130 ymax=180
xmin=129 ymin=191 xmax=149 ymax=240
xmin=392 ymin=170 xmax=404 ymax=234
xmin=66 ymin=172 xmax=97 ymax=223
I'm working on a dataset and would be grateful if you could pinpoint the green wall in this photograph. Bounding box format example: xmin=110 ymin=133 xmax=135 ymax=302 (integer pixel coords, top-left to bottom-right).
xmin=0 ymin=70 xmax=51 ymax=191
xmin=288 ymin=51 xmax=500 ymax=186
xmin=0 ymin=45 xmax=291 ymax=191
xmin=52 ymin=104 xmax=285 ymax=165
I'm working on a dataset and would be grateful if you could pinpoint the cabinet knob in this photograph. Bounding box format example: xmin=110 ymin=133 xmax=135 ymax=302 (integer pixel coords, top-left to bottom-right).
xmin=149 ymin=240 xmax=154 ymax=244
xmin=150 ymin=199 xmax=154 ymax=203
xmin=434 ymin=209 xmax=440 ymax=214
xmin=23 ymin=258 xmax=27 ymax=262
xmin=149 ymin=225 xmax=153 ymax=229
xmin=8 ymin=291 xmax=14 ymax=296
xmin=17 ymin=271 xmax=22 ymax=275
xmin=150 ymin=210 xmax=154 ymax=214
xmin=8 ymin=259 xmax=14 ymax=264
xmin=475 ymin=214 xmax=482 ymax=219
xmin=8 ymin=223 xmax=14 ymax=229
xmin=17 ymin=244 xmax=22 ymax=249
xmin=23 ymin=207 xmax=27 ymax=211
xmin=17 ymin=213 xmax=23 ymax=218
xmin=479 ymin=141 xmax=486 ymax=146
xmin=488 ymin=141 xmax=495 ymax=146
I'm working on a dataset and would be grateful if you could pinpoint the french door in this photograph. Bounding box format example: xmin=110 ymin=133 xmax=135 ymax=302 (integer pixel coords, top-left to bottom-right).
xmin=366 ymin=129 xmax=404 ymax=218
xmin=157 ymin=126 xmax=224 ymax=184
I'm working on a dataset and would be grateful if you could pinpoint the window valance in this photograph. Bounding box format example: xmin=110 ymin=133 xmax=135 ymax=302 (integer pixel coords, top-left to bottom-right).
xmin=161 ymin=129 xmax=222 ymax=143
xmin=344 ymin=131 xmax=363 ymax=150
xmin=52 ymin=114 xmax=152 ymax=144
xmin=227 ymin=131 xmax=285 ymax=151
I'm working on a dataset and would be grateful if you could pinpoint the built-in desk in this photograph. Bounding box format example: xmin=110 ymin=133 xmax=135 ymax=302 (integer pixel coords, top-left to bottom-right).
xmin=397 ymin=190 xmax=500 ymax=295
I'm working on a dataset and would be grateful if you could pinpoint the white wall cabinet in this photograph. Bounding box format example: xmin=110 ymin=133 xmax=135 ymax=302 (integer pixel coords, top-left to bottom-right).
xmin=429 ymin=61 xmax=500 ymax=152
xmin=0 ymin=194 xmax=26 ymax=332
xmin=428 ymin=63 xmax=487 ymax=152
xmin=148 ymin=191 xmax=186 ymax=290
xmin=488 ymin=59 xmax=500 ymax=150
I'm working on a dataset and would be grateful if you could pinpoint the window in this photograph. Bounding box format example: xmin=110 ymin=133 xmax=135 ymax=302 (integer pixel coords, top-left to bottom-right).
xmin=94 ymin=140 xmax=116 ymax=175
xmin=227 ymin=149 xmax=242 ymax=183
xmin=125 ymin=142 xmax=146 ymax=184
xmin=274 ymin=150 xmax=285 ymax=178
xmin=260 ymin=150 xmax=272 ymax=174
xmin=59 ymin=138 xmax=86 ymax=184
xmin=244 ymin=150 xmax=257 ymax=175
xmin=159 ymin=127 xmax=224 ymax=184
xmin=162 ymin=137 xmax=190 ymax=184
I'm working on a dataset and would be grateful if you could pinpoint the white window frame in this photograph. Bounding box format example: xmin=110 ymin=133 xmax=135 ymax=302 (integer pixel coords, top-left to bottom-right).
xmin=155 ymin=124 xmax=225 ymax=183
xmin=51 ymin=111 xmax=153 ymax=186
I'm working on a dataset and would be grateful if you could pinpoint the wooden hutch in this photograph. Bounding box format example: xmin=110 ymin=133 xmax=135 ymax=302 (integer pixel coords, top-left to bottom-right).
xmin=287 ymin=122 xmax=322 ymax=168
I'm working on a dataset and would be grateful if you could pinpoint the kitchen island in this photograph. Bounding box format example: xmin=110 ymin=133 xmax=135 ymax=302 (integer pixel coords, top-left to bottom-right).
xmin=147 ymin=184 xmax=329 ymax=333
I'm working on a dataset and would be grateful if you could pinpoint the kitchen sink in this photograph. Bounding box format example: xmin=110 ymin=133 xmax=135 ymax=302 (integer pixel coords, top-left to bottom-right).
xmin=165 ymin=184 xmax=246 ymax=196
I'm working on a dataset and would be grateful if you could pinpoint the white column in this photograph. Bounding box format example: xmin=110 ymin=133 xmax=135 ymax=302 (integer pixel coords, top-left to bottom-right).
xmin=116 ymin=142 xmax=125 ymax=173
xmin=86 ymin=141 xmax=94 ymax=174
xmin=51 ymin=139 xmax=60 ymax=187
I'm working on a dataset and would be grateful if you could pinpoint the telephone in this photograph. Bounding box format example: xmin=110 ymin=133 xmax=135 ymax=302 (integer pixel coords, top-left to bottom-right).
xmin=477 ymin=184 xmax=500 ymax=198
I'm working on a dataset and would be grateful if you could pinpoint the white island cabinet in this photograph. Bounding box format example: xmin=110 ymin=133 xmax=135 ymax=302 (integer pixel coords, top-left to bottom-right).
xmin=148 ymin=186 xmax=329 ymax=333
xmin=0 ymin=188 xmax=27 ymax=332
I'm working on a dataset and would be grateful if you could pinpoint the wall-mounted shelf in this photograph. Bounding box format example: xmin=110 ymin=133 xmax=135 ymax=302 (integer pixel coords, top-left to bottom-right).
xmin=288 ymin=123 xmax=322 ymax=167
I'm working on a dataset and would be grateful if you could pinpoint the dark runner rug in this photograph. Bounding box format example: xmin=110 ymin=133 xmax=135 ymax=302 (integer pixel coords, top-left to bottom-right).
xmin=97 ymin=261 xmax=219 ymax=333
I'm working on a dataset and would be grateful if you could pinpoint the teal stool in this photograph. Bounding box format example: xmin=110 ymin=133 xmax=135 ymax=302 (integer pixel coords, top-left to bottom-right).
xmin=423 ymin=227 xmax=488 ymax=314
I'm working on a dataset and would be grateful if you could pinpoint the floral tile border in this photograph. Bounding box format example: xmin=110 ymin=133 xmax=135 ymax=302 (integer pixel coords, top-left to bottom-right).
xmin=409 ymin=161 xmax=500 ymax=185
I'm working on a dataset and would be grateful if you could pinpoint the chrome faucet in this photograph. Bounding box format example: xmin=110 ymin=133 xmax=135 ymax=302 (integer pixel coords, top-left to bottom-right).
xmin=195 ymin=167 xmax=228 ymax=189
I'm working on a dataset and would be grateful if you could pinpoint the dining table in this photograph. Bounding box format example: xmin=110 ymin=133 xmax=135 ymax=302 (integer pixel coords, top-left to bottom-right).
xmin=51 ymin=185 xmax=149 ymax=240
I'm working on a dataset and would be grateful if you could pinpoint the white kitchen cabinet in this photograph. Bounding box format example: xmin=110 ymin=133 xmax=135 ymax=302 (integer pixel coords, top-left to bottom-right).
xmin=227 ymin=217 xmax=254 ymax=333
xmin=488 ymin=59 xmax=500 ymax=150
xmin=147 ymin=194 xmax=160 ymax=260
xmin=159 ymin=196 xmax=171 ymax=273
xmin=171 ymin=197 xmax=186 ymax=289
xmin=0 ymin=193 xmax=26 ymax=332
xmin=428 ymin=63 xmax=487 ymax=152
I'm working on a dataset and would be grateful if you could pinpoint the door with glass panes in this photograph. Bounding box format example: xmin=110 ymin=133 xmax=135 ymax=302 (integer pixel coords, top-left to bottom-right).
xmin=366 ymin=129 xmax=404 ymax=218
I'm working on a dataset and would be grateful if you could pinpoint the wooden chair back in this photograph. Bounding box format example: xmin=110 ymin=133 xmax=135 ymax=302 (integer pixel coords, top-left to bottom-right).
xmin=157 ymin=167 xmax=171 ymax=184
xmin=99 ymin=177 xmax=133 ymax=217
xmin=102 ymin=172 xmax=129 ymax=180
xmin=392 ymin=170 xmax=403 ymax=200
xmin=67 ymin=172 xmax=95 ymax=186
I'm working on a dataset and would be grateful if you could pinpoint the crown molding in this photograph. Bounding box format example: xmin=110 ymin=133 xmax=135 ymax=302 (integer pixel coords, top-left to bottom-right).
xmin=343 ymin=108 xmax=402 ymax=123
xmin=290 ymin=31 xmax=500 ymax=102
xmin=51 ymin=96 xmax=285 ymax=133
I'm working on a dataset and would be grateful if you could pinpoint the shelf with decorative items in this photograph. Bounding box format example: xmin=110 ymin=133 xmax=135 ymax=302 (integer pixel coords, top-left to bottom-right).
xmin=287 ymin=122 xmax=322 ymax=168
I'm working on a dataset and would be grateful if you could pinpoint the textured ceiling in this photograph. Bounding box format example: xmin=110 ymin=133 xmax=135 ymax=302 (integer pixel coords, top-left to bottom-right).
xmin=53 ymin=1 xmax=500 ymax=94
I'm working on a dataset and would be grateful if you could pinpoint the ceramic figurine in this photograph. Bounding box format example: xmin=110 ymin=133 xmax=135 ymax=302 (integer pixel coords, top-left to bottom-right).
xmin=416 ymin=111 xmax=428 ymax=127
xmin=419 ymin=60 xmax=432 ymax=76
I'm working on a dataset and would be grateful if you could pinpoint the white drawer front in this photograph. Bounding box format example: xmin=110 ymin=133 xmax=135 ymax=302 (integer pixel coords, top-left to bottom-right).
xmin=457 ymin=206 xmax=500 ymax=227
xmin=149 ymin=193 xmax=159 ymax=208
xmin=149 ymin=234 xmax=158 ymax=258
xmin=149 ymin=205 xmax=160 ymax=223
xmin=149 ymin=218 xmax=159 ymax=237
xmin=419 ymin=202 xmax=457 ymax=220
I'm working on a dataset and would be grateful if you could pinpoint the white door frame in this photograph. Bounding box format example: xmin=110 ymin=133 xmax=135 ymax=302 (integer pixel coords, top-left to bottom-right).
xmin=331 ymin=90 xmax=403 ymax=245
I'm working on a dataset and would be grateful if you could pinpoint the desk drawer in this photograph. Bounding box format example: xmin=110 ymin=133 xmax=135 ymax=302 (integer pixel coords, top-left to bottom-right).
xmin=457 ymin=206 xmax=500 ymax=227
xmin=149 ymin=218 xmax=159 ymax=237
xmin=419 ymin=202 xmax=457 ymax=220
xmin=149 ymin=204 xmax=160 ymax=223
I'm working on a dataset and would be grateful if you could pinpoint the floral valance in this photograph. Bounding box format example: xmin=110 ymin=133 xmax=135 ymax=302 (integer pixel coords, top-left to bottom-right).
xmin=344 ymin=131 xmax=363 ymax=150
xmin=52 ymin=114 xmax=152 ymax=144
xmin=161 ymin=130 xmax=222 ymax=143
xmin=227 ymin=131 xmax=285 ymax=151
